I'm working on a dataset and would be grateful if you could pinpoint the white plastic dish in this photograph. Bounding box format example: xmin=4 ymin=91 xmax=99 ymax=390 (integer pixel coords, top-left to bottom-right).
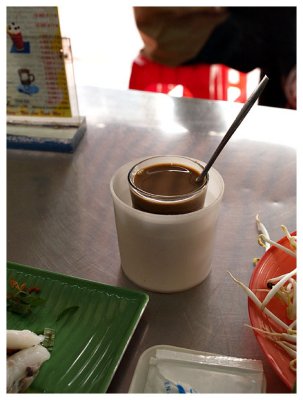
xmin=129 ymin=345 xmax=266 ymax=393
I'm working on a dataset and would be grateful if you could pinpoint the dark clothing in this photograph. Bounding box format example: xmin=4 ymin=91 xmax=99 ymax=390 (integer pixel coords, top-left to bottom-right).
xmin=134 ymin=6 xmax=296 ymax=108
xmin=185 ymin=7 xmax=296 ymax=108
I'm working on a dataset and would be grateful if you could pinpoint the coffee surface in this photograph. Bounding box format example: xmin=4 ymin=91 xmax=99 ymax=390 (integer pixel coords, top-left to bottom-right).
xmin=134 ymin=163 xmax=201 ymax=196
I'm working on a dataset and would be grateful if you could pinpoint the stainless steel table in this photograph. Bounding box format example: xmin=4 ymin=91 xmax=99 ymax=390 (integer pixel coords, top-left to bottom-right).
xmin=7 ymin=87 xmax=297 ymax=393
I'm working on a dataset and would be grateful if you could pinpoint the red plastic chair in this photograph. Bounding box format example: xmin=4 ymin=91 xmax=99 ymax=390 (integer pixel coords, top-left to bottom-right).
xmin=129 ymin=54 xmax=248 ymax=103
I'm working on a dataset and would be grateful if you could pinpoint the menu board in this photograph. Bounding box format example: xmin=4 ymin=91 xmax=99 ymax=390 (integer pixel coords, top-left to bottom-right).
xmin=7 ymin=7 xmax=72 ymax=117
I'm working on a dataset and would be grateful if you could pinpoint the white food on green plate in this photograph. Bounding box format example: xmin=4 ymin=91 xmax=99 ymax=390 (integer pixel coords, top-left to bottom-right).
xmin=7 ymin=344 xmax=50 ymax=393
xmin=7 ymin=329 xmax=44 ymax=350
xmin=6 ymin=329 xmax=51 ymax=393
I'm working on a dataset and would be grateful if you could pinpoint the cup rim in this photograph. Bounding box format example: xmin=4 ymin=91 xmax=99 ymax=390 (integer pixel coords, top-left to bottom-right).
xmin=127 ymin=155 xmax=209 ymax=202
xmin=110 ymin=157 xmax=224 ymax=220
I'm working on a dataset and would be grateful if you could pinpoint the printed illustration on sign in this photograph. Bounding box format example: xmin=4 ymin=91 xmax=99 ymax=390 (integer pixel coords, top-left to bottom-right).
xmin=7 ymin=7 xmax=72 ymax=117
xmin=7 ymin=21 xmax=31 ymax=53
xmin=17 ymin=68 xmax=39 ymax=95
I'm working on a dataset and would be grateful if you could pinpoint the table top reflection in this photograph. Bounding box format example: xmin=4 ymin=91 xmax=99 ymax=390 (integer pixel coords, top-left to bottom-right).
xmin=7 ymin=87 xmax=297 ymax=393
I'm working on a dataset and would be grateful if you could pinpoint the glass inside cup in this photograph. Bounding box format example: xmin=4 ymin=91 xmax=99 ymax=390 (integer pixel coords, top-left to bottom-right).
xmin=128 ymin=155 xmax=209 ymax=215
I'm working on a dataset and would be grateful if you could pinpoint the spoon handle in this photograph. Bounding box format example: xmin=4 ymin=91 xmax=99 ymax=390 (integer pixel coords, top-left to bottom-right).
xmin=197 ymin=75 xmax=269 ymax=183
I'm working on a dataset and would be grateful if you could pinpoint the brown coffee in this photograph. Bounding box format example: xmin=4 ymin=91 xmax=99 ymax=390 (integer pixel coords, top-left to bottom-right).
xmin=129 ymin=162 xmax=207 ymax=214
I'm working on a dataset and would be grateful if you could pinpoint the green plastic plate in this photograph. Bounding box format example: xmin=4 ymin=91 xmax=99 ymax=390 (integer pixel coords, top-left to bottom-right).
xmin=7 ymin=261 xmax=149 ymax=393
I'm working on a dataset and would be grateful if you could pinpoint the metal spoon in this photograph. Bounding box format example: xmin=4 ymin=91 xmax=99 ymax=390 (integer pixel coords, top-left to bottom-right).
xmin=197 ymin=75 xmax=269 ymax=183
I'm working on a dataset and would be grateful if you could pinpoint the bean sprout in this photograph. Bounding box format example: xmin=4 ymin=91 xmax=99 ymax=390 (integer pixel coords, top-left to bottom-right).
xmin=229 ymin=220 xmax=297 ymax=372
xmin=258 ymin=234 xmax=296 ymax=257
xmin=244 ymin=324 xmax=296 ymax=344
xmin=228 ymin=271 xmax=289 ymax=331
xmin=260 ymin=268 xmax=297 ymax=311
xmin=281 ymin=225 xmax=297 ymax=249
xmin=256 ymin=214 xmax=271 ymax=250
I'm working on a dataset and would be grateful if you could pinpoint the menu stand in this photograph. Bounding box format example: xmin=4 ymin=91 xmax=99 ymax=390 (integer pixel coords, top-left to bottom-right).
xmin=7 ymin=36 xmax=86 ymax=153
xmin=7 ymin=115 xmax=86 ymax=153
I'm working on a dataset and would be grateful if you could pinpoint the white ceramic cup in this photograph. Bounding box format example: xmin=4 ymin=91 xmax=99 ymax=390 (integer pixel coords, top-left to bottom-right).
xmin=110 ymin=157 xmax=224 ymax=293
